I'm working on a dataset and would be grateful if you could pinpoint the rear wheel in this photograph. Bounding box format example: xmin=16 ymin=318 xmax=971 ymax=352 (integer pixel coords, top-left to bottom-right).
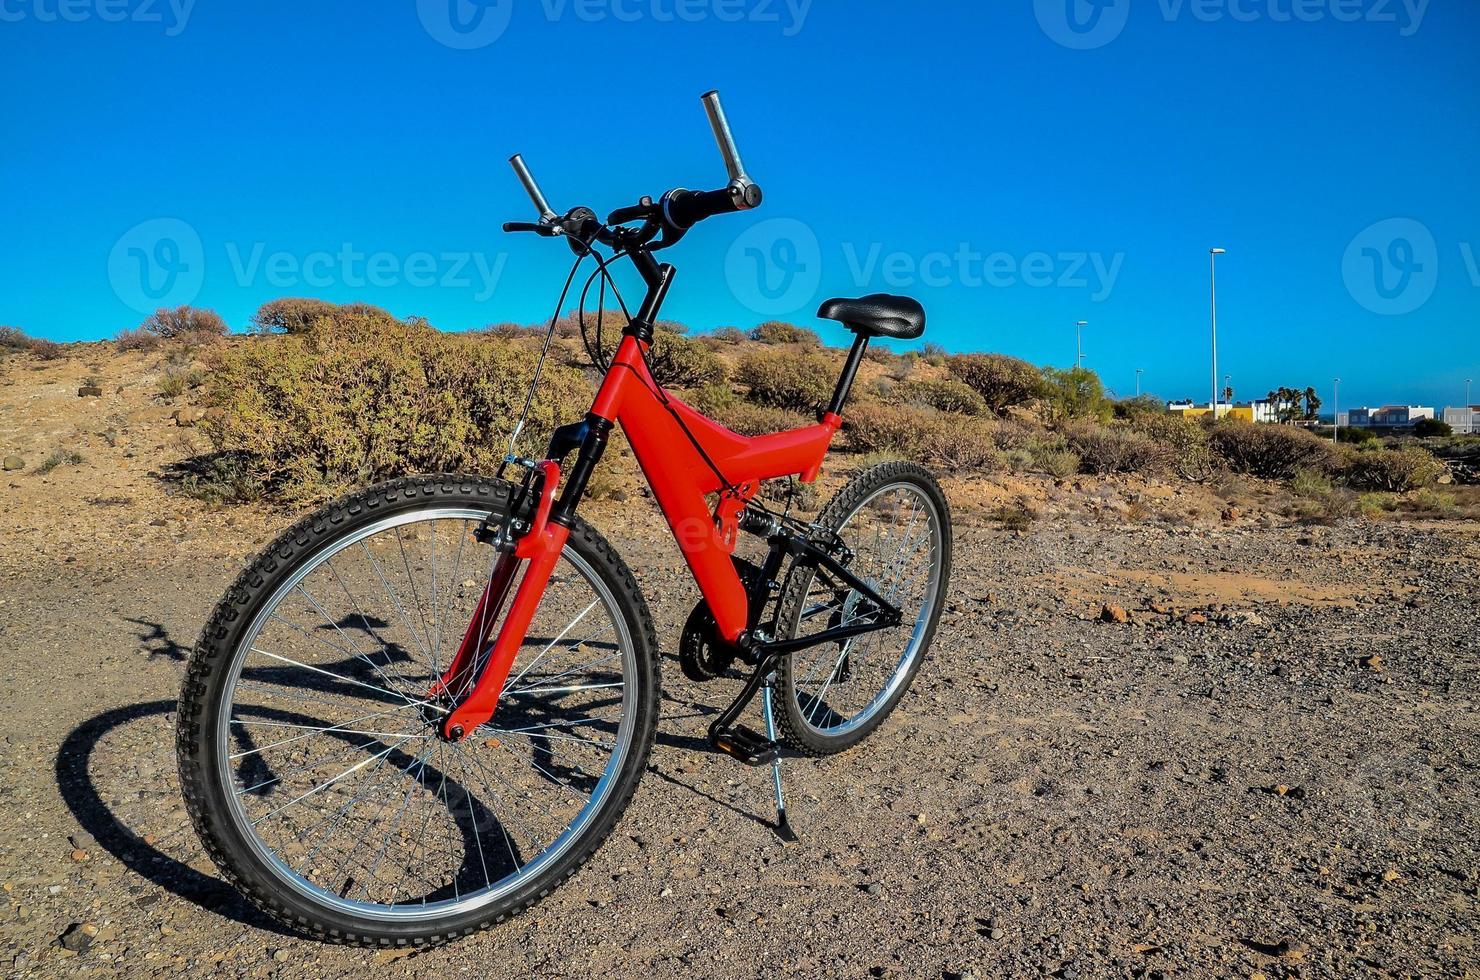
xmin=176 ymin=475 xmax=659 ymax=946
xmin=773 ymin=462 xmax=951 ymax=757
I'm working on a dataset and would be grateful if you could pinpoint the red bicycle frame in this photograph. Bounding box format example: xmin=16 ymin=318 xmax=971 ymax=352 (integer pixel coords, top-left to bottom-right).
xmin=435 ymin=331 xmax=851 ymax=740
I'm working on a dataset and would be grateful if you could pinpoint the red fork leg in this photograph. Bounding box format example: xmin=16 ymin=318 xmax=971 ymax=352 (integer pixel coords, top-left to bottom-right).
xmin=440 ymin=522 xmax=571 ymax=740
xmin=428 ymin=551 xmax=520 ymax=701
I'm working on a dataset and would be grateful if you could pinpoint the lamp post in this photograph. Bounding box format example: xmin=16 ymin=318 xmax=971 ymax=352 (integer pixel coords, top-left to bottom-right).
xmin=1075 ymin=321 xmax=1088 ymax=370
xmin=1210 ymin=248 xmax=1226 ymax=417
xmin=1333 ymin=378 xmax=1340 ymax=444
xmin=1136 ymin=368 xmax=1144 ymax=398
xmin=1467 ymin=378 xmax=1473 ymax=406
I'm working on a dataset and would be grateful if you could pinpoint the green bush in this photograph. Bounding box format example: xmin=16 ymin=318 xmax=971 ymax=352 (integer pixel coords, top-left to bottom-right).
xmin=1412 ymin=417 xmax=1453 ymax=438
xmin=946 ymin=353 xmax=1046 ymax=415
xmin=1114 ymin=394 xmax=1167 ymax=419
xmin=141 ymin=305 xmax=229 ymax=341
xmin=1040 ymin=366 xmax=1112 ymax=423
xmin=158 ymin=365 xmax=206 ymax=400
xmin=704 ymin=326 xmax=748 ymax=345
xmin=735 ymin=348 xmax=837 ymax=413
xmin=751 ymin=321 xmax=821 ymax=346
xmin=1341 ymin=445 xmax=1444 ymax=492
xmin=202 ymin=307 xmax=592 ymax=503
xmin=250 ymin=297 xmax=340 ymax=335
xmin=646 ymin=332 xmax=728 ymax=388
xmin=1337 ymin=425 xmax=1379 ymax=444
xmin=891 ymin=377 xmax=988 ymax=416
xmin=1207 ymin=422 xmax=1337 ymax=479
xmin=686 ymin=384 xmax=809 ymax=436
xmin=1062 ymin=423 xmax=1171 ymax=475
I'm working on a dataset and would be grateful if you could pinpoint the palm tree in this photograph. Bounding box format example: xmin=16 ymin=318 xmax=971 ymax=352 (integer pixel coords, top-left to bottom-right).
xmin=1223 ymin=384 xmax=1235 ymax=405
xmin=1303 ymin=386 xmax=1322 ymax=421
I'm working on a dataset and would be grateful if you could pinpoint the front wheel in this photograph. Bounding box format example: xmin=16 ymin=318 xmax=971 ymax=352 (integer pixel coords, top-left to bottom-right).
xmin=773 ymin=461 xmax=952 ymax=757
xmin=176 ymin=475 xmax=659 ymax=947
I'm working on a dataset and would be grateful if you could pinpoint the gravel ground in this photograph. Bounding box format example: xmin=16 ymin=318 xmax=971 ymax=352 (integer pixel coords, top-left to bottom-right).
xmin=1 ymin=488 xmax=1476 ymax=979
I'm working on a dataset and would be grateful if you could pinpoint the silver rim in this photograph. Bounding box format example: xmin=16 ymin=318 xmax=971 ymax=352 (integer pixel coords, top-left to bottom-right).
xmin=213 ymin=507 xmax=637 ymax=923
xmin=786 ymin=482 xmax=944 ymax=739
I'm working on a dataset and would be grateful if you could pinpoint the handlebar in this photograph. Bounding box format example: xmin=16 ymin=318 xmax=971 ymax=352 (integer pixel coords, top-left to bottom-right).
xmin=505 ymin=90 xmax=762 ymax=242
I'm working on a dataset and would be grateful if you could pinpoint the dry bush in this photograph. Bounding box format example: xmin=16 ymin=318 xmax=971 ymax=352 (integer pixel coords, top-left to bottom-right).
xmin=1063 ymin=423 xmax=1172 ymax=475
xmin=202 ymin=307 xmax=592 ymax=503
xmin=29 ymin=338 xmax=65 ymax=360
xmin=862 ymin=345 xmax=897 ymax=364
xmin=946 ymin=353 xmax=1046 ymax=415
xmin=647 ymin=332 xmax=728 ymax=388
xmin=250 ymin=297 xmax=340 ymax=335
xmin=704 ymin=326 xmax=748 ymax=345
xmin=686 ymin=385 xmax=809 ymax=436
xmin=735 ymin=348 xmax=837 ymax=413
xmin=751 ymin=321 xmax=821 ymax=346
xmin=992 ymin=417 xmax=1042 ymax=451
xmin=1129 ymin=411 xmax=1217 ymax=481
xmin=1287 ymin=468 xmax=1356 ymax=521
xmin=1206 ymin=422 xmax=1337 ymax=480
xmin=891 ymin=377 xmax=988 ymax=416
xmin=1341 ymin=445 xmax=1445 ymax=492
xmin=844 ymin=402 xmax=999 ymax=471
xmin=0 ymin=326 xmax=39 ymax=350
xmin=140 ymin=305 xmax=229 ymax=342
xmin=115 ymin=327 xmax=161 ymax=352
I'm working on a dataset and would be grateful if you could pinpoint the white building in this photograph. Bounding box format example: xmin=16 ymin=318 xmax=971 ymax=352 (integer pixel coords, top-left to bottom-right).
xmin=1443 ymin=406 xmax=1480 ymax=434
xmin=1345 ymin=406 xmax=1436 ymax=429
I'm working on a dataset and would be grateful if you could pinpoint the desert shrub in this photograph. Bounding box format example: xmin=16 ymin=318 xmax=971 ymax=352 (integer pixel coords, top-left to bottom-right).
xmin=0 ymin=326 xmax=39 ymax=350
xmin=844 ymin=402 xmax=998 ymax=471
xmin=946 ymin=353 xmax=1046 ymax=415
xmin=176 ymin=452 xmax=264 ymax=505
xmin=1412 ymin=417 xmax=1453 ymax=438
xmin=920 ymin=341 xmax=947 ymax=366
xmin=29 ymin=338 xmax=64 ymax=360
xmin=688 ymin=385 xmax=810 ymax=436
xmin=158 ymin=366 xmax=206 ymax=400
xmin=250 ymin=297 xmax=339 ymax=335
xmin=35 ymin=448 xmax=84 ymax=474
xmin=1408 ymin=487 xmax=1457 ymax=515
xmin=1337 ymin=425 xmax=1379 ymax=444
xmin=1207 ymin=422 xmax=1337 ymax=480
xmin=115 ymin=327 xmax=161 ymax=352
xmin=1357 ymin=492 xmax=1399 ymax=518
xmin=1341 ymin=445 xmax=1444 ymax=492
xmin=891 ymin=377 xmax=988 ymax=416
xmin=1130 ymin=411 xmax=1216 ymax=481
xmin=863 ymin=345 xmax=897 ymax=364
xmin=992 ymin=417 xmax=1041 ymax=451
xmin=1033 ymin=447 xmax=1082 ymax=479
xmin=202 ymin=307 xmax=591 ymax=503
xmin=1287 ymin=468 xmax=1355 ymax=521
xmin=140 ymin=305 xmax=229 ymax=341
xmin=751 ymin=321 xmax=820 ymax=346
xmin=992 ymin=499 xmax=1038 ymax=530
xmin=1062 ymin=423 xmax=1171 ymax=475
xmin=1114 ymin=394 xmax=1167 ymax=419
xmin=1040 ymin=367 xmax=1112 ymax=423
xmin=705 ymin=326 xmax=748 ymax=345
xmin=886 ymin=357 xmax=915 ymax=382
xmin=647 ymin=332 xmax=728 ymax=388
xmin=735 ymin=348 xmax=837 ymax=413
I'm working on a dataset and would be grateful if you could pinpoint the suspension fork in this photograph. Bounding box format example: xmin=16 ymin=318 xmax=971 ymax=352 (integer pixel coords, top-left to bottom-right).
xmin=435 ymin=416 xmax=613 ymax=741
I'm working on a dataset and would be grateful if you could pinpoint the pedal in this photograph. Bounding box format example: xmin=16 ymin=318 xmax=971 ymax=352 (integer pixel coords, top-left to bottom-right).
xmin=710 ymin=725 xmax=779 ymax=767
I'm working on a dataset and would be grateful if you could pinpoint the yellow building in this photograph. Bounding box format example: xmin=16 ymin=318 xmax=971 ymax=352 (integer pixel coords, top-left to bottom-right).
xmin=1169 ymin=403 xmax=1254 ymax=422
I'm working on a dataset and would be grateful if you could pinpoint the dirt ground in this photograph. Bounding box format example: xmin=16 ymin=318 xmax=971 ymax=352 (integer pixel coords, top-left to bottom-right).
xmin=1 ymin=349 xmax=1477 ymax=979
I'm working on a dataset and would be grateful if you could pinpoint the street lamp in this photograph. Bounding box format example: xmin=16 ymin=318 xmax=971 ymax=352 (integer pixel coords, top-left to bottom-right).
xmin=1333 ymin=378 xmax=1341 ymax=444
xmin=1467 ymin=378 xmax=1473 ymax=406
xmin=1136 ymin=368 xmax=1144 ymax=398
xmin=1075 ymin=321 xmax=1088 ymax=370
xmin=1210 ymin=248 xmax=1226 ymax=417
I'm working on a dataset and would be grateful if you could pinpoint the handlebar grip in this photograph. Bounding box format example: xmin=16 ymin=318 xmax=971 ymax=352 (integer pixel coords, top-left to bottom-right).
xmin=663 ymin=188 xmax=742 ymax=230
xmin=701 ymin=90 xmax=748 ymax=185
xmin=509 ymin=154 xmax=557 ymax=223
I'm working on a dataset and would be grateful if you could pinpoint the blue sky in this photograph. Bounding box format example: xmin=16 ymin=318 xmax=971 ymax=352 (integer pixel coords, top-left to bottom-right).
xmin=1 ymin=0 xmax=1476 ymax=409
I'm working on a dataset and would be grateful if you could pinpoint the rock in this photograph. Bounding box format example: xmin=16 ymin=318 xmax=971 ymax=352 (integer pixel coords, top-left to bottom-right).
xmin=2 ymin=455 xmax=22 ymax=471
xmin=1359 ymin=654 xmax=1384 ymax=672
xmin=171 ymin=407 xmax=203 ymax=427
xmin=58 ymin=923 xmax=94 ymax=952
xmin=77 ymin=385 xmax=103 ymax=398
xmin=864 ymin=882 xmax=882 ymax=896
xmin=1221 ymin=506 xmax=1241 ymax=521
xmin=1182 ymin=612 xmax=1208 ymax=625
xmin=270 ymin=947 xmax=289 ymax=962
xmin=1100 ymin=604 xmax=1129 ymax=624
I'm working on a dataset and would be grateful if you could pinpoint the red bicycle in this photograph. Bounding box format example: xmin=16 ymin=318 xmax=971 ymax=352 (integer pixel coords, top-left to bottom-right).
xmin=176 ymin=92 xmax=952 ymax=946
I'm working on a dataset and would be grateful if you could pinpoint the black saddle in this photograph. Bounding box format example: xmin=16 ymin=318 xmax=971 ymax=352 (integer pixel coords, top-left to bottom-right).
xmin=817 ymin=294 xmax=926 ymax=341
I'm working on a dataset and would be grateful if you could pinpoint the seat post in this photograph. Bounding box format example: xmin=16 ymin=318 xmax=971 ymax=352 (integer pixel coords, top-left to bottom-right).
xmin=826 ymin=332 xmax=870 ymax=416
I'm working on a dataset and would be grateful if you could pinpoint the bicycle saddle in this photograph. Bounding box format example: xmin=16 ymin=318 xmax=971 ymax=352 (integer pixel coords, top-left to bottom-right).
xmin=817 ymin=294 xmax=926 ymax=340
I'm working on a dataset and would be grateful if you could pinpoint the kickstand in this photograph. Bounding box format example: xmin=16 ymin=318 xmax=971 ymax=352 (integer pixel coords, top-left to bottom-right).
xmin=761 ymin=675 xmax=799 ymax=843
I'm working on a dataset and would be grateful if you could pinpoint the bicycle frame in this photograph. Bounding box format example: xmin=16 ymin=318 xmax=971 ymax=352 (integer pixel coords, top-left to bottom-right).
xmin=436 ymin=327 xmax=851 ymax=740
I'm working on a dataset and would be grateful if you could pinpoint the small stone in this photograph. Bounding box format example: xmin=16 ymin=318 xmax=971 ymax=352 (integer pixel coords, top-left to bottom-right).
xmin=1359 ymin=654 xmax=1384 ymax=672
xmin=989 ymin=927 xmax=1004 ymax=940
xmin=1382 ymin=867 xmax=1400 ymax=882
xmin=70 ymin=849 xmax=88 ymax=862
xmin=1183 ymin=612 xmax=1208 ymax=625
xmin=77 ymin=385 xmax=103 ymax=398
xmin=1100 ymin=604 xmax=1129 ymax=624
xmin=2 ymin=455 xmax=22 ymax=471
xmin=58 ymin=923 xmax=94 ymax=952
xmin=865 ymin=882 xmax=882 ymax=896
xmin=171 ymin=407 xmax=203 ymax=427
xmin=270 ymin=948 xmax=289 ymax=962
